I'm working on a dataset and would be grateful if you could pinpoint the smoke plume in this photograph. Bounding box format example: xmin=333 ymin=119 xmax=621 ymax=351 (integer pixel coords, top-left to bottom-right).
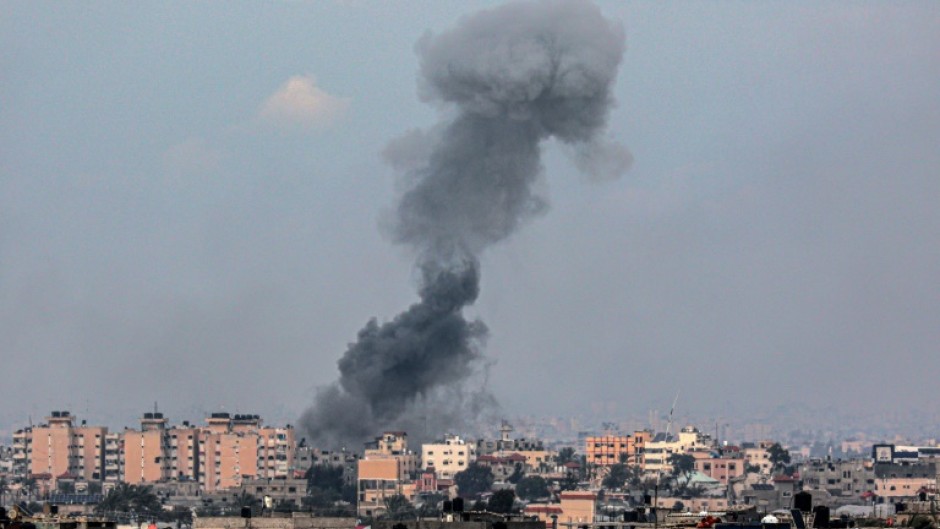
xmin=301 ymin=0 xmax=629 ymax=449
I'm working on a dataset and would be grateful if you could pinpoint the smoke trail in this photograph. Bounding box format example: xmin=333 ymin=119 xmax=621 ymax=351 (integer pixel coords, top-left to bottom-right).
xmin=301 ymin=0 xmax=629 ymax=448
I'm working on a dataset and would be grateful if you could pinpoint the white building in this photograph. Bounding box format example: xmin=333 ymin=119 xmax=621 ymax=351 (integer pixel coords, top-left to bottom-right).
xmin=421 ymin=434 xmax=476 ymax=479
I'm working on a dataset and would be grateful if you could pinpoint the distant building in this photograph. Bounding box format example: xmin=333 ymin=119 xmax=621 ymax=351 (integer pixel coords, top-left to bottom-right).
xmin=873 ymin=444 xmax=940 ymax=463
xmin=357 ymin=431 xmax=419 ymax=517
xmin=742 ymin=440 xmax=776 ymax=475
xmin=873 ymin=461 xmax=937 ymax=501
xmin=17 ymin=411 xmax=108 ymax=487
xmin=693 ymin=452 xmax=745 ymax=485
xmin=584 ymin=431 xmax=650 ymax=467
xmin=422 ymin=434 xmax=476 ymax=479
xmin=800 ymin=458 xmax=875 ymax=501
xmin=642 ymin=426 xmax=713 ymax=473
xmin=478 ymin=422 xmax=543 ymax=456
xmin=524 ymin=491 xmax=596 ymax=524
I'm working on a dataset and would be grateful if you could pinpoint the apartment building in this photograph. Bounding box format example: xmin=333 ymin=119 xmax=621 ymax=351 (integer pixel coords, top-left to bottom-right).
xmin=12 ymin=427 xmax=32 ymax=479
xmin=357 ymin=431 xmax=418 ymax=517
xmin=199 ymin=414 xmax=263 ymax=492
xmin=257 ymin=425 xmax=295 ymax=480
xmin=421 ymin=434 xmax=475 ymax=479
xmin=103 ymin=432 xmax=122 ymax=483
xmin=742 ymin=440 xmax=776 ymax=474
xmin=19 ymin=411 xmax=108 ymax=485
xmin=872 ymin=461 xmax=937 ymax=501
xmin=10 ymin=409 xmax=296 ymax=493
xmin=124 ymin=412 xmax=171 ymax=484
xmin=642 ymin=426 xmax=714 ymax=473
xmin=801 ymin=458 xmax=875 ymax=499
xmin=693 ymin=452 xmax=745 ymax=485
xmin=584 ymin=430 xmax=650 ymax=466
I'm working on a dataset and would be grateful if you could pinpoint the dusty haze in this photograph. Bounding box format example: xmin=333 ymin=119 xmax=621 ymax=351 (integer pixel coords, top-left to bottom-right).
xmin=1 ymin=2 xmax=938 ymax=435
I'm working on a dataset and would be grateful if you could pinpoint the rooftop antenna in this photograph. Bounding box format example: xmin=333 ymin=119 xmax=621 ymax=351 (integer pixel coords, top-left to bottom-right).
xmin=665 ymin=391 xmax=680 ymax=438
xmin=654 ymin=390 xmax=681 ymax=529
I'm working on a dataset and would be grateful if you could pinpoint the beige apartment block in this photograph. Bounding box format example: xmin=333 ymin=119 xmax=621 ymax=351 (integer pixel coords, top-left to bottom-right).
xmin=421 ymin=434 xmax=476 ymax=479
xmin=124 ymin=412 xmax=170 ymax=484
xmin=28 ymin=411 xmax=108 ymax=485
xmin=257 ymin=426 xmax=296 ymax=479
xmin=642 ymin=426 xmax=713 ymax=473
xmin=585 ymin=431 xmax=650 ymax=467
xmin=743 ymin=440 xmax=776 ymax=475
xmin=358 ymin=431 xmax=419 ymax=517
xmin=168 ymin=425 xmax=201 ymax=481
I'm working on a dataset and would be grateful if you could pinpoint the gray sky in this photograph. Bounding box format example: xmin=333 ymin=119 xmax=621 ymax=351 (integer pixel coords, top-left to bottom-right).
xmin=2 ymin=1 xmax=938 ymax=431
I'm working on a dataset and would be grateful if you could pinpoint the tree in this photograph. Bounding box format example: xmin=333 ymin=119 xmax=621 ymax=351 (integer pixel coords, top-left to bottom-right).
xmin=767 ymin=444 xmax=791 ymax=472
xmin=416 ymin=493 xmax=445 ymax=517
xmin=305 ymin=488 xmax=341 ymax=508
xmin=96 ymin=483 xmax=163 ymax=515
xmin=559 ymin=472 xmax=579 ymax=491
xmin=557 ymin=447 xmax=576 ymax=466
xmin=487 ymin=489 xmax=516 ymax=514
xmin=454 ymin=463 xmax=494 ymax=498
xmin=603 ymin=464 xmax=630 ymax=490
xmin=516 ymin=476 xmax=549 ymax=501
xmin=233 ymin=491 xmax=260 ymax=509
xmin=382 ymin=494 xmax=415 ymax=520
xmin=306 ymin=464 xmax=345 ymax=493
xmin=668 ymin=454 xmax=696 ymax=489
xmin=507 ymin=463 xmax=525 ymax=484
xmin=672 ymin=501 xmax=685 ymax=512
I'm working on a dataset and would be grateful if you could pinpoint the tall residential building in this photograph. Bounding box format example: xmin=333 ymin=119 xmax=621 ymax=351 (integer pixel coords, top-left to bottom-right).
xmin=196 ymin=413 xmax=295 ymax=492
xmin=103 ymin=432 xmax=122 ymax=483
xmin=199 ymin=413 xmax=251 ymax=492
xmin=20 ymin=411 xmax=108 ymax=484
xmin=124 ymin=412 xmax=171 ymax=484
xmin=167 ymin=424 xmax=201 ymax=481
xmin=12 ymin=409 xmax=296 ymax=493
xmin=257 ymin=426 xmax=295 ymax=479
xmin=12 ymin=426 xmax=32 ymax=479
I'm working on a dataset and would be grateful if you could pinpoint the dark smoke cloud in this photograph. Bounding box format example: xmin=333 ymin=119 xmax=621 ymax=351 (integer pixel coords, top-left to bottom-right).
xmin=301 ymin=0 xmax=628 ymax=449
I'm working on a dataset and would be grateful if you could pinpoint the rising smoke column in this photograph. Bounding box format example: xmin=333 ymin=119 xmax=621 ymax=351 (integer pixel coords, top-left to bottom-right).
xmin=301 ymin=0 xmax=630 ymax=448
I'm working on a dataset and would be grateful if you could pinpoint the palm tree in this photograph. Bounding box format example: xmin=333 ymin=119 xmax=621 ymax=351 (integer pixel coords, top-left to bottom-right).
xmin=96 ymin=483 xmax=163 ymax=516
xmin=21 ymin=477 xmax=38 ymax=503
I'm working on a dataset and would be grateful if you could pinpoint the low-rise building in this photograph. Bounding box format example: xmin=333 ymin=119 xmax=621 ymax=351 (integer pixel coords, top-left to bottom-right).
xmin=643 ymin=426 xmax=714 ymax=474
